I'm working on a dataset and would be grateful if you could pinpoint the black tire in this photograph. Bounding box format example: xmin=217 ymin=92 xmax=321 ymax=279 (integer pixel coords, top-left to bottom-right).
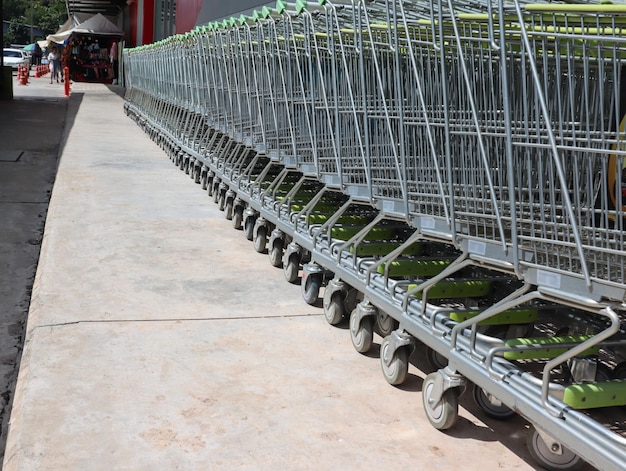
xmin=224 ymin=199 xmax=233 ymax=220
xmin=218 ymin=192 xmax=226 ymax=211
xmin=244 ymin=218 xmax=255 ymax=241
xmin=526 ymin=426 xmax=582 ymax=471
xmin=472 ymin=383 xmax=515 ymax=420
xmin=422 ymin=372 xmax=459 ymax=430
xmin=269 ymin=239 xmax=283 ymax=267
xmin=232 ymin=208 xmax=243 ymax=230
xmin=376 ymin=311 xmax=398 ymax=337
xmin=254 ymin=227 xmax=267 ymax=253
xmin=324 ymin=292 xmax=344 ymax=325
xmin=380 ymin=336 xmax=409 ymax=386
xmin=613 ymin=362 xmax=626 ymax=379
xmin=283 ymin=253 xmax=300 ymax=283
xmin=207 ymin=178 xmax=215 ymax=197
xmin=350 ymin=310 xmax=374 ymax=354
xmin=302 ymin=274 xmax=322 ymax=306
xmin=425 ymin=347 xmax=448 ymax=371
xmin=201 ymin=173 xmax=208 ymax=190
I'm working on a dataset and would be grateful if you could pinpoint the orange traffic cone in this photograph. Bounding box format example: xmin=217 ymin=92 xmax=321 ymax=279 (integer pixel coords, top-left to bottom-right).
xmin=21 ymin=66 xmax=29 ymax=85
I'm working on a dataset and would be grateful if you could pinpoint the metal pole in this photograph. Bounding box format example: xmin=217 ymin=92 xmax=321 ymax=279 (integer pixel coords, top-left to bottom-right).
xmin=30 ymin=0 xmax=34 ymax=43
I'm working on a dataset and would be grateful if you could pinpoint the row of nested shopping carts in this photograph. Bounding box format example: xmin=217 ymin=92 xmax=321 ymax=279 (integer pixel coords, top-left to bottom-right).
xmin=123 ymin=0 xmax=626 ymax=469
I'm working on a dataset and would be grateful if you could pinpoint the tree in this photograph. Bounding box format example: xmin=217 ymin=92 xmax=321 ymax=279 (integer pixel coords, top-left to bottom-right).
xmin=2 ymin=0 xmax=66 ymax=46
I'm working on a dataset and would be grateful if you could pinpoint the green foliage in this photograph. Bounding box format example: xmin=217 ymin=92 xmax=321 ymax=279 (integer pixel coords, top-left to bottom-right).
xmin=3 ymin=0 xmax=67 ymax=46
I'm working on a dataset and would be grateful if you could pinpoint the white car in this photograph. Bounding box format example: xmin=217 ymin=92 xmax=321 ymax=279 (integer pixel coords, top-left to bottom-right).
xmin=3 ymin=48 xmax=29 ymax=70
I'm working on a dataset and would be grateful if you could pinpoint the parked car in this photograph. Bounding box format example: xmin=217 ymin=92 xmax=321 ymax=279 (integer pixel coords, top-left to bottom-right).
xmin=3 ymin=48 xmax=29 ymax=70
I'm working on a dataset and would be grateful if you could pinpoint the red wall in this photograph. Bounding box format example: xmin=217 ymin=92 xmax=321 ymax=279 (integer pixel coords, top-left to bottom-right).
xmin=175 ymin=0 xmax=204 ymax=34
xmin=142 ymin=0 xmax=155 ymax=45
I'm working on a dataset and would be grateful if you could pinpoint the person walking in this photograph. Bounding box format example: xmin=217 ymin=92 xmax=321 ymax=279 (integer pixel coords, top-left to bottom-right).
xmin=32 ymin=43 xmax=43 ymax=66
xmin=48 ymin=46 xmax=61 ymax=84
xmin=109 ymin=40 xmax=119 ymax=85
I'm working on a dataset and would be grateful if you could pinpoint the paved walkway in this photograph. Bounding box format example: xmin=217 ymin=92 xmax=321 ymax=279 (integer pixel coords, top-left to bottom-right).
xmin=1 ymin=76 xmax=573 ymax=470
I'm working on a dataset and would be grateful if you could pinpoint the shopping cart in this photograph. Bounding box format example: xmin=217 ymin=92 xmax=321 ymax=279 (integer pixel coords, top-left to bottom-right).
xmin=123 ymin=1 xmax=626 ymax=469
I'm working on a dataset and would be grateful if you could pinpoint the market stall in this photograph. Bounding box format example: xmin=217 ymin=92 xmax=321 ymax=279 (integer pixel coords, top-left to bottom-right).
xmin=47 ymin=13 xmax=123 ymax=84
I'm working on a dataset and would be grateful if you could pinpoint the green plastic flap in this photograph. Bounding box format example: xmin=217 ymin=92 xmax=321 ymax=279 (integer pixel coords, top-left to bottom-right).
xmin=407 ymin=280 xmax=491 ymax=299
xmin=239 ymin=14 xmax=248 ymax=25
xmin=377 ymin=259 xmax=452 ymax=278
xmin=296 ymin=0 xmax=307 ymax=14
xmin=276 ymin=0 xmax=288 ymax=14
xmin=449 ymin=309 xmax=539 ymax=326
xmin=563 ymin=380 xmax=626 ymax=409
xmin=318 ymin=0 xmax=327 ymax=4
xmin=261 ymin=6 xmax=272 ymax=18
xmin=504 ymin=335 xmax=599 ymax=360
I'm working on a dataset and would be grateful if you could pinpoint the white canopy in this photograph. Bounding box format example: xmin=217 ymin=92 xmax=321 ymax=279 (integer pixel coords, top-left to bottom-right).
xmin=47 ymin=13 xmax=123 ymax=45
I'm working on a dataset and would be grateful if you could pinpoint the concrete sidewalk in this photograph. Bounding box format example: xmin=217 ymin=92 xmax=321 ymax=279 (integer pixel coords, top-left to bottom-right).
xmin=2 ymin=78 xmax=561 ymax=470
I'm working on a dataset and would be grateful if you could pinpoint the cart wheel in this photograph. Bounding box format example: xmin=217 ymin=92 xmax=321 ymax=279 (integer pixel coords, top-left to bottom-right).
xmin=425 ymin=347 xmax=448 ymax=371
xmin=206 ymin=178 xmax=215 ymax=196
xmin=254 ymin=227 xmax=267 ymax=253
xmin=283 ymin=253 xmax=300 ymax=283
xmin=232 ymin=208 xmax=243 ymax=230
xmin=302 ymin=274 xmax=322 ymax=306
xmin=218 ymin=192 xmax=226 ymax=211
xmin=422 ymin=372 xmax=459 ymax=430
xmin=350 ymin=309 xmax=373 ymax=353
xmin=526 ymin=426 xmax=582 ymax=471
xmin=595 ymin=363 xmax=612 ymax=382
xmin=269 ymin=239 xmax=283 ymax=267
xmin=324 ymin=292 xmax=344 ymax=325
xmin=380 ymin=336 xmax=409 ymax=385
xmin=224 ymin=199 xmax=233 ymax=220
xmin=244 ymin=218 xmax=255 ymax=241
xmin=194 ymin=167 xmax=201 ymax=184
xmin=376 ymin=311 xmax=398 ymax=337
xmin=201 ymin=173 xmax=208 ymax=190
xmin=613 ymin=362 xmax=626 ymax=379
xmin=472 ymin=383 xmax=515 ymax=420
xmin=212 ymin=185 xmax=220 ymax=203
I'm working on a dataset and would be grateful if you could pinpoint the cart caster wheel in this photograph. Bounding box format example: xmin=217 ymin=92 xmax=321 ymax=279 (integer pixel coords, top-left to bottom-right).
xmin=302 ymin=273 xmax=322 ymax=306
xmin=422 ymin=372 xmax=459 ymax=430
xmin=207 ymin=179 xmax=215 ymax=197
xmin=254 ymin=227 xmax=267 ymax=253
xmin=323 ymin=292 xmax=344 ymax=325
xmin=269 ymin=240 xmax=283 ymax=267
xmin=218 ymin=192 xmax=226 ymax=211
xmin=232 ymin=208 xmax=243 ymax=230
xmin=350 ymin=309 xmax=373 ymax=353
xmin=472 ymin=383 xmax=515 ymax=420
xmin=212 ymin=186 xmax=220 ymax=203
xmin=425 ymin=346 xmax=448 ymax=371
xmin=194 ymin=167 xmax=201 ymax=184
xmin=224 ymin=199 xmax=233 ymax=220
xmin=380 ymin=336 xmax=409 ymax=385
xmin=283 ymin=253 xmax=300 ymax=284
xmin=526 ymin=427 xmax=582 ymax=471
xmin=244 ymin=218 xmax=255 ymax=241
xmin=613 ymin=362 xmax=626 ymax=379
xmin=376 ymin=311 xmax=398 ymax=337
xmin=201 ymin=174 xmax=208 ymax=190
